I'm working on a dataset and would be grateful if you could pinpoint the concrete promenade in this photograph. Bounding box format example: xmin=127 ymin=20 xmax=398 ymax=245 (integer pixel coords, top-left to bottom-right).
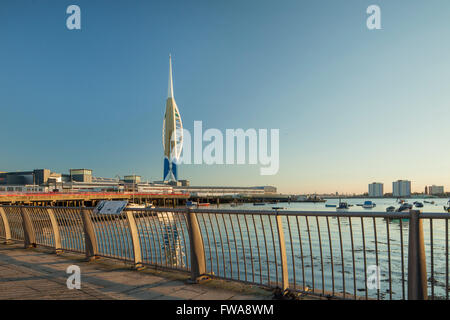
xmin=0 ymin=243 xmax=273 ymax=300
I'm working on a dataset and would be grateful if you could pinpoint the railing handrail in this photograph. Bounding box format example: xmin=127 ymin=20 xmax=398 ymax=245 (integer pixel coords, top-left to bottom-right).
xmin=2 ymin=204 xmax=450 ymax=219
xmin=1 ymin=204 xmax=445 ymax=218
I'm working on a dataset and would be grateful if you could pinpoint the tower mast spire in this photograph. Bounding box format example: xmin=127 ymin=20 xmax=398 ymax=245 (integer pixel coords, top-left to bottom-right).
xmin=168 ymin=54 xmax=174 ymax=98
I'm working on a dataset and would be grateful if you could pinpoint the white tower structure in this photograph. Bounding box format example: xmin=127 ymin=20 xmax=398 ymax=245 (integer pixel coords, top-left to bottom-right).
xmin=162 ymin=55 xmax=183 ymax=182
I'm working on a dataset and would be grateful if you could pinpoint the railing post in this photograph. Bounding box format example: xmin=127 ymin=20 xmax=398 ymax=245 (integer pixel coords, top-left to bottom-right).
xmin=47 ymin=208 xmax=62 ymax=254
xmin=80 ymin=208 xmax=99 ymax=260
xmin=21 ymin=207 xmax=36 ymax=248
xmin=275 ymin=213 xmax=289 ymax=293
xmin=408 ymin=209 xmax=428 ymax=300
xmin=125 ymin=210 xmax=144 ymax=270
xmin=186 ymin=208 xmax=208 ymax=282
xmin=0 ymin=207 xmax=13 ymax=244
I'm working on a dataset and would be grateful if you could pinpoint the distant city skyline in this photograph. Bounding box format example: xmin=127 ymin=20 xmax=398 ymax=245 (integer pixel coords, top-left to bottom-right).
xmin=2 ymin=1 xmax=450 ymax=194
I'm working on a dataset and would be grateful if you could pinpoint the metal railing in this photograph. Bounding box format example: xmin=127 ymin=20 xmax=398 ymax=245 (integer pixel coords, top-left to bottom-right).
xmin=0 ymin=205 xmax=447 ymax=300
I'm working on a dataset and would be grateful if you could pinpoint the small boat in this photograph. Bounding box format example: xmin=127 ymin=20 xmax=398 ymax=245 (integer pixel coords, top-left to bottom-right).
xmin=336 ymin=200 xmax=349 ymax=210
xmin=362 ymin=200 xmax=376 ymax=209
xmin=272 ymin=206 xmax=286 ymax=210
xmin=253 ymin=203 xmax=265 ymax=206
xmin=397 ymin=203 xmax=413 ymax=212
xmin=444 ymin=200 xmax=450 ymax=212
xmin=325 ymin=204 xmax=337 ymax=208
xmin=386 ymin=206 xmax=396 ymax=212
xmin=127 ymin=203 xmax=155 ymax=209
xmin=414 ymin=202 xmax=424 ymax=208
xmin=186 ymin=201 xmax=198 ymax=207
xmin=198 ymin=203 xmax=210 ymax=207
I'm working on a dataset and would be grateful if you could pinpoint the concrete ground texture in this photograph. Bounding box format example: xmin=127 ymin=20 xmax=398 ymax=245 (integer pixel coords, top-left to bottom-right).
xmin=0 ymin=243 xmax=276 ymax=300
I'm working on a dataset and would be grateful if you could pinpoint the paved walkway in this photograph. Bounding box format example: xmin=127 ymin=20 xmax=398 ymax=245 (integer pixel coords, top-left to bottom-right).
xmin=0 ymin=243 xmax=273 ymax=300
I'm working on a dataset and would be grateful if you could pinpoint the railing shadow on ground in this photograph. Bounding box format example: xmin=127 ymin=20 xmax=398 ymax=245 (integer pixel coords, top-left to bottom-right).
xmin=0 ymin=246 xmax=200 ymax=300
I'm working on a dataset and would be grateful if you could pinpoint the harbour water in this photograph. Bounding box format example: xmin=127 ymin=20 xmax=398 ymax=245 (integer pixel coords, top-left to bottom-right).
xmin=216 ymin=197 xmax=450 ymax=213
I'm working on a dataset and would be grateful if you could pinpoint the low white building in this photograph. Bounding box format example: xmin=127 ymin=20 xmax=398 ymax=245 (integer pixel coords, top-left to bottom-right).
xmin=428 ymin=185 xmax=444 ymax=195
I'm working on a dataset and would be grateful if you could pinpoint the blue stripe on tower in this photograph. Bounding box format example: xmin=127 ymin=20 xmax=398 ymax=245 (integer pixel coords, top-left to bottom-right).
xmin=172 ymin=161 xmax=178 ymax=181
xmin=163 ymin=157 xmax=170 ymax=180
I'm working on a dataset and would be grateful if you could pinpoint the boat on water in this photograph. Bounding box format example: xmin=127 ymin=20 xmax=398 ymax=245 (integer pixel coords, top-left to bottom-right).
xmin=325 ymin=204 xmax=337 ymax=208
xmin=336 ymin=200 xmax=349 ymax=210
xmin=385 ymin=205 xmax=409 ymax=221
xmin=444 ymin=200 xmax=450 ymax=212
xmin=272 ymin=206 xmax=286 ymax=210
xmin=198 ymin=203 xmax=210 ymax=207
xmin=397 ymin=203 xmax=413 ymax=212
xmin=127 ymin=203 xmax=155 ymax=209
xmin=253 ymin=203 xmax=265 ymax=206
xmin=362 ymin=200 xmax=376 ymax=209
xmin=386 ymin=206 xmax=396 ymax=212
xmin=186 ymin=200 xmax=198 ymax=208
xmin=414 ymin=201 xmax=424 ymax=208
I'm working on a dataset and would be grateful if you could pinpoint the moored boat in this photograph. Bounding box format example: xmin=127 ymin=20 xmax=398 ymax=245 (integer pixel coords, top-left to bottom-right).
xmin=362 ymin=200 xmax=376 ymax=209
xmin=386 ymin=206 xmax=396 ymax=212
xmin=127 ymin=203 xmax=155 ymax=209
xmin=186 ymin=200 xmax=197 ymax=208
xmin=414 ymin=201 xmax=424 ymax=208
xmin=397 ymin=203 xmax=413 ymax=212
xmin=198 ymin=203 xmax=210 ymax=207
xmin=444 ymin=200 xmax=450 ymax=212
xmin=336 ymin=200 xmax=349 ymax=210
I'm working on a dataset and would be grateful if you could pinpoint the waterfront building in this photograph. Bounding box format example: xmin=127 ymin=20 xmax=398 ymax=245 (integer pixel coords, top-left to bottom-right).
xmin=427 ymin=185 xmax=444 ymax=195
xmin=173 ymin=185 xmax=276 ymax=197
xmin=162 ymin=55 xmax=183 ymax=182
xmin=124 ymin=175 xmax=141 ymax=184
xmin=70 ymin=169 xmax=92 ymax=183
xmin=0 ymin=185 xmax=48 ymax=193
xmin=393 ymin=180 xmax=411 ymax=197
xmin=368 ymin=182 xmax=384 ymax=197
xmin=0 ymin=168 xmax=276 ymax=197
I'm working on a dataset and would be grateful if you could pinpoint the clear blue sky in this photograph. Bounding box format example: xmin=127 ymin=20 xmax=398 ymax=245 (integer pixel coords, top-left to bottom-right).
xmin=1 ymin=0 xmax=450 ymax=194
